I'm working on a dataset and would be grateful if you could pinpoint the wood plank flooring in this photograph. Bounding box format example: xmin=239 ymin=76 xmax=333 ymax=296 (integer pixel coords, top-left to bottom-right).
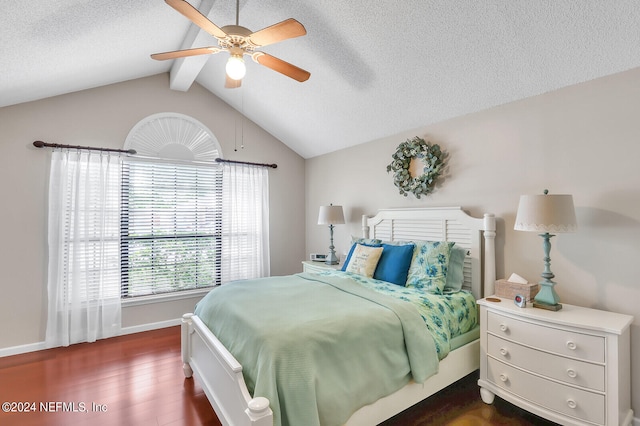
xmin=0 ymin=327 xmax=556 ymax=425
xmin=0 ymin=327 xmax=219 ymax=426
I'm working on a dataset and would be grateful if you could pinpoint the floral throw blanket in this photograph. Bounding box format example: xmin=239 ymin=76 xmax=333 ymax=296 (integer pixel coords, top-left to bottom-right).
xmin=315 ymin=269 xmax=478 ymax=359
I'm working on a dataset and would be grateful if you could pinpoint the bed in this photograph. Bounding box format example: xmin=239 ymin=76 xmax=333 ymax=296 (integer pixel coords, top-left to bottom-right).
xmin=181 ymin=207 xmax=497 ymax=426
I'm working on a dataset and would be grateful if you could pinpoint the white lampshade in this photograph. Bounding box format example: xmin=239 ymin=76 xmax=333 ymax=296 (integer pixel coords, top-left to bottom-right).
xmin=226 ymin=56 xmax=246 ymax=80
xmin=318 ymin=204 xmax=345 ymax=225
xmin=514 ymin=192 xmax=577 ymax=233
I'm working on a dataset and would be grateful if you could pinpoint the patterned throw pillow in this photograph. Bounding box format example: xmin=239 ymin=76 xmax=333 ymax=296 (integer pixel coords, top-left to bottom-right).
xmin=345 ymin=244 xmax=384 ymax=278
xmin=406 ymin=241 xmax=453 ymax=294
xmin=341 ymin=237 xmax=382 ymax=271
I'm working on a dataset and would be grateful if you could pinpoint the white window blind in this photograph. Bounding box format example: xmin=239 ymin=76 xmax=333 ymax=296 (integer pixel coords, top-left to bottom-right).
xmin=120 ymin=158 xmax=223 ymax=297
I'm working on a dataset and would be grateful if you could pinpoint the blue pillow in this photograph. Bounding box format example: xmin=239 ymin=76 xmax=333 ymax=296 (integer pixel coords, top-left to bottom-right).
xmin=373 ymin=243 xmax=415 ymax=285
xmin=341 ymin=238 xmax=382 ymax=271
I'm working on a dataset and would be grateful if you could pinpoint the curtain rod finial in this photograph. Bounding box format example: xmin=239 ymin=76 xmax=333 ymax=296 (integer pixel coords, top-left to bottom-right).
xmin=32 ymin=140 xmax=136 ymax=155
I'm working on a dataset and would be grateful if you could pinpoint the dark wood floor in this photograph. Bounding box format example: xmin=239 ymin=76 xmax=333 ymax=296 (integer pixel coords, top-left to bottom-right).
xmin=0 ymin=327 xmax=219 ymax=426
xmin=0 ymin=327 xmax=556 ymax=425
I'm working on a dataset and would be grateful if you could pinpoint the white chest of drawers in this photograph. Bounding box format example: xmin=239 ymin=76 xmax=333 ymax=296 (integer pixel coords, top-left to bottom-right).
xmin=477 ymin=298 xmax=633 ymax=426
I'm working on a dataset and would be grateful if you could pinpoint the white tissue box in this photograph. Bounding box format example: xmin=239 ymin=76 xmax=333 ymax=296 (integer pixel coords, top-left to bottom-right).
xmin=495 ymin=279 xmax=539 ymax=302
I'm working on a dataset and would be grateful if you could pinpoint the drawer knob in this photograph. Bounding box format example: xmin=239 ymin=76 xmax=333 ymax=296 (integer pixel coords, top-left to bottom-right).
xmin=567 ymin=369 xmax=577 ymax=378
xmin=499 ymin=323 xmax=509 ymax=332
xmin=566 ymin=341 xmax=577 ymax=350
xmin=499 ymin=348 xmax=509 ymax=356
xmin=499 ymin=373 xmax=508 ymax=383
xmin=567 ymin=399 xmax=577 ymax=409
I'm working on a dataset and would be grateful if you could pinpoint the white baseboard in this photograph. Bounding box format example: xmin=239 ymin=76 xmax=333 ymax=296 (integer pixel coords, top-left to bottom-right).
xmin=0 ymin=318 xmax=181 ymax=358
xmin=0 ymin=341 xmax=47 ymax=358
xmin=119 ymin=318 xmax=181 ymax=336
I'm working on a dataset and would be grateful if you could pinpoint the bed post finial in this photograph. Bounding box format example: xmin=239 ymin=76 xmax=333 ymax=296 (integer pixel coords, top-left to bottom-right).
xmin=362 ymin=215 xmax=370 ymax=238
xmin=246 ymin=397 xmax=272 ymax=425
xmin=483 ymin=214 xmax=496 ymax=297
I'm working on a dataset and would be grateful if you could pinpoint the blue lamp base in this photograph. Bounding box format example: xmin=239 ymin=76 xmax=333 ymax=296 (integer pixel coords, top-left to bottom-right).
xmin=533 ymin=280 xmax=563 ymax=311
xmin=325 ymin=224 xmax=339 ymax=265
xmin=533 ymin=232 xmax=563 ymax=311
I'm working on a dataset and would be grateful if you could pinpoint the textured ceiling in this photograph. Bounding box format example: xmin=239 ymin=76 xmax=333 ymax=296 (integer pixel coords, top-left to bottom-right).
xmin=2 ymin=1 xmax=639 ymax=158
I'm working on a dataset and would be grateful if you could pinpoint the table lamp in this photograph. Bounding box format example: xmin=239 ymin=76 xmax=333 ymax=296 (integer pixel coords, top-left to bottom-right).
xmin=317 ymin=204 xmax=345 ymax=265
xmin=514 ymin=190 xmax=577 ymax=311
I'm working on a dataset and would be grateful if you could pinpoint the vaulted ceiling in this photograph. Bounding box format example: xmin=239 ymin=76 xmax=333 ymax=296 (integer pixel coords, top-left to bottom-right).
xmin=2 ymin=1 xmax=639 ymax=158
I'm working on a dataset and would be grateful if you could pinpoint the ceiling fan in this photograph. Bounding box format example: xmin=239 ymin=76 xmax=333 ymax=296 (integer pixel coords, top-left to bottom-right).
xmin=151 ymin=0 xmax=310 ymax=88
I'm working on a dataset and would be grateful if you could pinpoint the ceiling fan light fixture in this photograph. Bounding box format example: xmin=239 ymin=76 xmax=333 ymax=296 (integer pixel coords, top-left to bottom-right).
xmin=226 ymin=55 xmax=246 ymax=80
xmin=152 ymin=0 xmax=310 ymax=85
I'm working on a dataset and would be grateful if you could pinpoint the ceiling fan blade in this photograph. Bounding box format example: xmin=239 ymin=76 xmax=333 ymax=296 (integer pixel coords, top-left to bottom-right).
xmin=225 ymin=75 xmax=242 ymax=89
xmin=248 ymin=18 xmax=307 ymax=47
xmin=165 ymin=0 xmax=227 ymax=39
xmin=151 ymin=46 xmax=221 ymax=61
xmin=254 ymin=52 xmax=310 ymax=82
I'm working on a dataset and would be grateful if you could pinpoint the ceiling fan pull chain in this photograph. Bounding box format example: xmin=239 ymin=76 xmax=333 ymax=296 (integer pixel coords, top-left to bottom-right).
xmin=234 ymin=93 xmax=239 ymax=152
xmin=241 ymin=87 xmax=245 ymax=150
xmin=234 ymin=125 xmax=238 ymax=152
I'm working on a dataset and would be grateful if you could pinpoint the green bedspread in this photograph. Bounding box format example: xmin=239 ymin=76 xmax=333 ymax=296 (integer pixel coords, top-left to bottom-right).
xmin=195 ymin=272 xmax=440 ymax=426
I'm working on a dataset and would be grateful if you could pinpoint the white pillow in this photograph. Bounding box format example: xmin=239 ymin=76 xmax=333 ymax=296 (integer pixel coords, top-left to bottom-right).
xmin=345 ymin=244 xmax=383 ymax=277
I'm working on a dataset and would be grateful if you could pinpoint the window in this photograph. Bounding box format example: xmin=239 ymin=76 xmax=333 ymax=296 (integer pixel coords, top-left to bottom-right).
xmin=120 ymin=158 xmax=222 ymax=298
xmin=119 ymin=112 xmax=269 ymax=299
xmin=45 ymin=113 xmax=270 ymax=347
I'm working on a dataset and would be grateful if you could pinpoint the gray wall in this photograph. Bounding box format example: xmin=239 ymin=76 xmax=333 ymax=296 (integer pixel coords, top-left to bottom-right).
xmin=0 ymin=74 xmax=306 ymax=348
xmin=306 ymin=67 xmax=640 ymax=419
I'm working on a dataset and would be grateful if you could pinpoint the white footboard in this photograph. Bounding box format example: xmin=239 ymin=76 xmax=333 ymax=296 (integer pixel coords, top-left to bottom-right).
xmin=181 ymin=313 xmax=273 ymax=426
xmin=182 ymin=312 xmax=478 ymax=426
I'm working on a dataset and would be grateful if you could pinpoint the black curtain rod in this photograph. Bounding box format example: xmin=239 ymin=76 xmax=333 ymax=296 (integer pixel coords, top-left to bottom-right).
xmin=215 ymin=157 xmax=277 ymax=169
xmin=33 ymin=140 xmax=136 ymax=155
xmin=34 ymin=141 xmax=276 ymax=168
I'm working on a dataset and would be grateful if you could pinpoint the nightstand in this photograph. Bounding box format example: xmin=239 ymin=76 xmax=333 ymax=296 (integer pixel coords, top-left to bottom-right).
xmin=302 ymin=260 xmax=342 ymax=274
xmin=477 ymin=297 xmax=633 ymax=426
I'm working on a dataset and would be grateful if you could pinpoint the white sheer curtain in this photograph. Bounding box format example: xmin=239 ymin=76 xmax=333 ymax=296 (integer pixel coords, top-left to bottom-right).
xmin=45 ymin=150 xmax=122 ymax=348
xmin=221 ymin=163 xmax=270 ymax=283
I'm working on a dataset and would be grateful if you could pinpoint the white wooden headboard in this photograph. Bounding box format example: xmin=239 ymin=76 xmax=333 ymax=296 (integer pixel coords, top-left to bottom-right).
xmin=362 ymin=207 xmax=496 ymax=299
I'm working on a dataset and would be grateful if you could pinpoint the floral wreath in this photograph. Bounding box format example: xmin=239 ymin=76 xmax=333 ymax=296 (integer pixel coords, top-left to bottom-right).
xmin=386 ymin=136 xmax=447 ymax=198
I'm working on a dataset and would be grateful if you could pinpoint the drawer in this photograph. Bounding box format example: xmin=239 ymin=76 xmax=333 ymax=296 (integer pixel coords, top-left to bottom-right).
xmin=487 ymin=357 xmax=605 ymax=425
xmin=304 ymin=264 xmax=324 ymax=273
xmin=303 ymin=263 xmax=330 ymax=274
xmin=487 ymin=311 xmax=605 ymax=363
xmin=488 ymin=334 xmax=605 ymax=391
